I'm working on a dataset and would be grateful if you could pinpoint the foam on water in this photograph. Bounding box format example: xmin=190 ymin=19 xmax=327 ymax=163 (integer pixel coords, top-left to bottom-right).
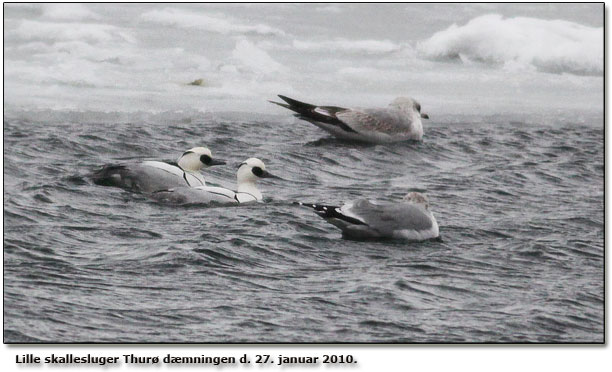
xmin=418 ymin=14 xmax=603 ymax=76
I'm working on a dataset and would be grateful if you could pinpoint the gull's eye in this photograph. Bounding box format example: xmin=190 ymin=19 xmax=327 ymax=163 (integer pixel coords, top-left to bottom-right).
xmin=252 ymin=166 xmax=264 ymax=177
xmin=200 ymin=154 xmax=212 ymax=165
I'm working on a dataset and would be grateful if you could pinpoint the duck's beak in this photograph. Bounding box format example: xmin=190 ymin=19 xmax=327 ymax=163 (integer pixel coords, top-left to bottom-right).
xmin=209 ymin=158 xmax=226 ymax=166
xmin=260 ymin=170 xmax=281 ymax=179
xmin=421 ymin=113 xmax=429 ymax=119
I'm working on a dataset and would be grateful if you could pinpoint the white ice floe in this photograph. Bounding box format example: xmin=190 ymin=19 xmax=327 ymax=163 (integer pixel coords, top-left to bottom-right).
xmin=141 ymin=8 xmax=286 ymax=36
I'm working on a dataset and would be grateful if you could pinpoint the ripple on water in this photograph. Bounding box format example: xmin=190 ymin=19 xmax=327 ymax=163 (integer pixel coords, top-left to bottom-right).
xmin=2 ymin=114 xmax=603 ymax=343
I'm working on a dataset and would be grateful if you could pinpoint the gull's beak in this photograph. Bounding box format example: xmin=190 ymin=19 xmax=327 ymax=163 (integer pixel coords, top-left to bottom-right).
xmin=421 ymin=113 xmax=429 ymax=119
xmin=209 ymin=158 xmax=226 ymax=166
xmin=260 ymin=170 xmax=281 ymax=179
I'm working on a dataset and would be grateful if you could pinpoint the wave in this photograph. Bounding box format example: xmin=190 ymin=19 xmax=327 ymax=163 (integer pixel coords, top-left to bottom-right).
xmin=141 ymin=8 xmax=285 ymax=36
xmin=293 ymin=38 xmax=401 ymax=54
xmin=11 ymin=20 xmax=134 ymax=44
xmin=41 ymin=4 xmax=100 ymax=21
xmin=230 ymin=39 xmax=286 ymax=75
xmin=418 ymin=14 xmax=602 ymax=76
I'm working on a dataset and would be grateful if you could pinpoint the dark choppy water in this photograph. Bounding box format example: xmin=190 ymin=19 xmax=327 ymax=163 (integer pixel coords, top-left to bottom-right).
xmin=3 ymin=110 xmax=603 ymax=343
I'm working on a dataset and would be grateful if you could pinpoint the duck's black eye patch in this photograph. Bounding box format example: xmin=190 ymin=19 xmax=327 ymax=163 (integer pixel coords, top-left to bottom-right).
xmin=200 ymin=154 xmax=212 ymax=165
xmin=252 ymin=166 xmax=264 ymax=177
xmin=415 ymin=103 xmax=421 ymax=112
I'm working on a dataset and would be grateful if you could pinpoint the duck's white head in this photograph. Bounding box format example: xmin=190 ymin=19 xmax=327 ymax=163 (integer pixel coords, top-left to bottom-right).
xmin=403 ymin=192 xmax=430 ymax=209
xmin=235 ymin=158 xmax=279 ymax=201
xmin=177 ymin=147 xmax=225 ymax=172
xmin=236 ymin=158 xmax=278 ymax=184
xmin=390 ymin=97 xmax=429 ymax=119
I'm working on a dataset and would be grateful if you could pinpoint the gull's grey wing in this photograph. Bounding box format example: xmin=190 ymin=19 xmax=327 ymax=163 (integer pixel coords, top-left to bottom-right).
xmin=345 ymin=199 xmax=433 ymax=236
xmin=336 ymin=108 xmax=415 ymax=135
xmin=299 ymin=199 xmax=436 ymax=239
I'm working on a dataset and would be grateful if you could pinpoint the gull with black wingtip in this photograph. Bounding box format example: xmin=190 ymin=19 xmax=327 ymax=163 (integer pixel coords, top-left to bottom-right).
xmin=297 ymin=192 xmax=440 ymax=241
xmin=270 ymin=95 xmax=429 ymax=143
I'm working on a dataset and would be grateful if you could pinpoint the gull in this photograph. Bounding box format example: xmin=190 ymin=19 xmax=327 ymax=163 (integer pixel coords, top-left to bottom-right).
xmin=270 ymin=95 xmax=429 ymax=143
xmin=151 ymin=158 xmax=279 ymax=204
xmin=298 ymin=192 xmax=440 ymax=240
xmin=92 ymin=147 xmax=225 ymax=193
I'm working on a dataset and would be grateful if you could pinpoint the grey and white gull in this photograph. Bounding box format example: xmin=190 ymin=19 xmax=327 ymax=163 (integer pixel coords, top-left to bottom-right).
xmin=270 ymin=95 xmax=429 ymax=143
xmin=92 ymin=147 xmax=225 ymax=193
xmin=150 ymin=158 xmax=279 ymax=205
xmin=298 ymin=192 xmax=440 ymax=241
